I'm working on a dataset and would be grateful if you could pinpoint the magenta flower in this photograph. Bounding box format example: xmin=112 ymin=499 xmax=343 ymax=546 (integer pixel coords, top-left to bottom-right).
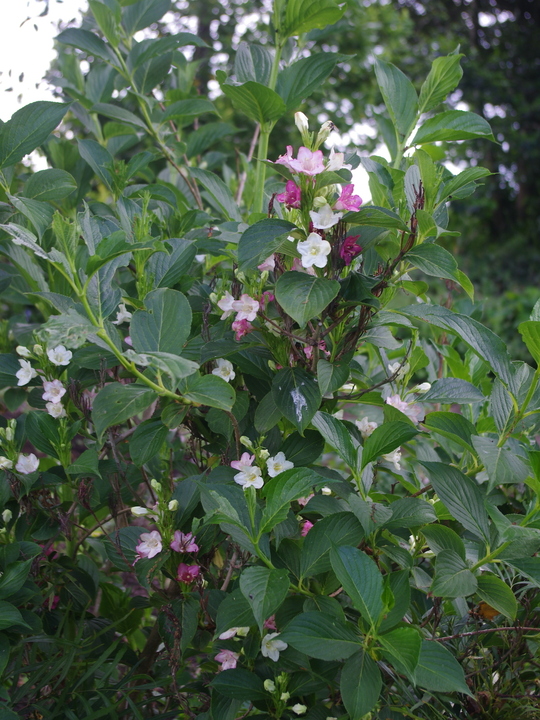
xmin=231 ymin=452 xmax=255 ymax=472
xmin=340 ymin=235 xmax=362 ymax=266
xmin=135 ymin=530 xmax=162 ymax=560
xmin=170 ymin=531 xmax=199 ymax=553
xmin=260 ymin=290 xmax=275 ymax=309
xmin=289 ymin=146 xmax=325 ymax=176
xmin=215 ymin=649 xmax=239 ymax=671
xmin=177 ymin=563 xmax=200 ymax=583
xmin=301 ymin=520 xmax=314 ymax=536
xmin=264 ymin=615 xmax=277 ymax=631
xmin=334 ymin=184 xmax=362 ymax=211
xmin=232 ymin=318 xmax=254 ymax=340
xmin=276 ymin=180 xmax=301 ymax=208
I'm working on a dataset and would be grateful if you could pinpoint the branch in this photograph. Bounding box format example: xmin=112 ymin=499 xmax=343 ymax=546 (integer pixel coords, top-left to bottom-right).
xmin=434 ymin=626 xmax=539 ymax=642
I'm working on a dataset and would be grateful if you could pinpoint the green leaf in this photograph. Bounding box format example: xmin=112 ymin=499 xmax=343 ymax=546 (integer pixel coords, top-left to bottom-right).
xmin=67 ymin=448 xmax=101 ymax=478
xmin=129 ymin=33 xmax=208 ymax=69
xmin=235 ymin=42 xmax=272 ymax=84
xmin=280 ymin=430 xmax=324 ymax=466
xmin=180 ymin=374 xmax=235 ymax=411
xmin=254 ymin=391 xmax=282 ymax=433
xmin=412 ymin=110 xmax=496 ymax=145
xmin=90 ymin=0 xmax=121 ymax=45
xmin=414 ymin=640 xmax=472 ymax=695
xmin=260 ymin=467 xmax=327 ymax=534
xmin=420 ymin=461 xmax=490 ymax=543
xmin=78 ymin=139 xmax=114 ymax=189
xmin=406 ymin=243 xmax=473 ymax=300
xmin=384 ymin=497 xmax=437 ymax=529
xmin=430 ymin=549 xmax=478 ymax=598
xmin=379 ymin=626 xmax=421 ymax=677
xmin=397 ymin=304 xmax=515 ymax=390
xmin=518 ymin=320 xmax=540 ymax=364
xmin=161 ymin=98 xmax=217 ymax=122
xmin=0 ymin=560 xmax=32 ymax=601
xmin=215 ymin=589 xmax=256 ymax=637
xmin=490 ymin=379 xmax=514 ymax=434
xmin=56 ymin=28 xmax=118 ymax=64
xmin=423 ymin=411 xmax=477 ymax=453
xmin=189 ymin=167 xmax=242 ymax=222
xmin=348 ymin=496 xmax=393 ymax=535
xmin=439 ymin=167 xmax=492 ymax=202
xmin=25 ymin=410 xmax=61 ymax=459
xmin=311 ymin=411 xmax=359 ymax=471
xmin=129 ymin=420 xmax=168 ymax=466
xmin=275 ymin=272 xmax=340 ymax=328
xmin=476 ymin=573 xmax=517 ymax=620
xmin=220 ymin=80 xmax=286 ymax=124
xmin=316 ymin=358 xmax=349 ymax=396
xmin=419 ymin=53 xmax=464 ymax=114
xmin=272 ymin=367 xmax=321 ymax=434
xmin=362 ymin=421 xmax=419 ymax=468
xmin=283 ymin=0 xmax=346 ymax=38
xmin=276 ymin=53 xmax=343 ymax=110
xmin=0 ymin=601 xmax=31 ymax=631
xmin=375 ymin=58 xmax=418 ymax=138
xmin=281 ymin=611 xmax=360 ymax=660
xmin=92 ymin=102 xmax=146 ymax=129
xmin=122 ymin=0 xmax=171 ymax=34
xmin=130 ymin=288 xmax=192 ymax=355
xmin=211 ymin=669 xmax=267 ymax=702
xmin=422 ymin=525 xmax=466 ymax=560
xmin=237 ymin=218 xmax=296 ymax=271
xmin=8 ymin=195 xmax=54 ymax=240
xmin=420 ymin=378 xmax=485 ymax=404
xmin=344 ymin=205 xmax=409 ymax=231
xmin=24 ymin=169 xmax=77 ymax=201
xmin=0 ymin=101 xmax=70 ymax=168
xmin=92 ymin=383 xmax=157 ymax=441
xmin=330 ymin=546 xmax=384 ymax=627
xmin=504 ymin=557 xmax=540 ymax=588
xmin=300 ymin=512 xmax=364 ymax=578
xmin=472 ymin=436 xmax=530 ymax=493
xmin=186 ymin=122 xmax=235 ymax=159
xmin=141 ymin=352 xmax=200 ymax=386
xmin=239 ymin=567 xmax=290 ymax=633
xmin=340 ymin=650 xmax=382 ymax=720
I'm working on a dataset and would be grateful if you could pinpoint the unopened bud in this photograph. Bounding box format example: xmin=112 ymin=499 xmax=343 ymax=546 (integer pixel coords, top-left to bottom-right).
xmin=5 ymin=427 xmax=14 ymax=442
xmin=316 ymin=120 xmax=335 ymax=145
xmin=234 ymin=269 xmax=246 ymax=283
xmin=16 ymin=346 xmax=31 ymax=358
xmin=2 ymin=509 xmax=12 ymax=523
xmin=280 ymin=692 xmax=290 ymax=702
xmin=150 ymin=479 xmax=161 ymax=492
xmin=264 ymin=679 xmax=276 ymax=692
xmin=414 ymin=382 xmax=431 ymax=394
xmin=258 ymin=448 xmax=270 ymax=461
xmin=209 ymin=292 xmax=218 ymax=304
xmin=131 ymin=506 xmax=149 ymax=516
xmin=33 ymin=344 xmax=43 ymax=355
xmin=312 ymin=195 xmax=328 ymax=209
xmin=240 ymin=436 xmax=254 ymax=450
xmin=294 ymin=111 xmax=309 ymax=135
xmin=292 ymin=704 xmax=307 ymax=716
xmin=168 ymin=499 xmax=179 ymax=511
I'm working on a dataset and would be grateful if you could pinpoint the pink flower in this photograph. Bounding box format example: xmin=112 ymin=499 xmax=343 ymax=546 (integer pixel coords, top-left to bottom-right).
xmin=334 ymin=184 xmax=362 ymax=211
xmin=215 ymin=649 xmax=239 ymax=671
xmin=264 ymin=615 xmax=277 ymax=631
xmin=124 ymin=336 xmax=133 ymax=346
xmin=177 ymin=563 xmax=200 ymax=583
xmin=301 ymin=520 xmax=314 ymax=536
xmin=135 ymin=530 xmax=162 ymax=560
xmin=289 ymin=146 xmax=325 ymax=176
xmin=170 ymin=531 xmax=199 ymax=553
xmin=291 ymin=258 xmax=316 ymax=276
xmin=218 ymin=291 xmax=236 ymax=320
xmin=231 ymin=294 xmax=259 ymax=322
xmin=260 ymin=291 xmax=275 ymax=309
xmin=275 ymin=145 xmax=297 ymax=172
xmin=42 ymin=379 xmax=66 ymax=404
xmin=231 ymin=452 xmax=255 ymax=472
xmin=232 ymin=318 xmax=254 ymax=340
xmin=258 ymin=255 xmax=275 ymax=272
xmin=340 ymin=235 xmax=362 ymax=265
xmin=297 ymin=495 xmax=313 ymax=507
xmin=386 ymin=394 xmax=424 ymax=424
xmin=276 ymin=180 xmax=301 ymax=208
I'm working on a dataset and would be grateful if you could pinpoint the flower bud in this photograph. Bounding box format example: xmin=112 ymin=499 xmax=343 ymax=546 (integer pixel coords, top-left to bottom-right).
xmin=294 ymin=112 xmax=309 ymax=135
xmin=2 ymin=509 xmax=12 ymax=523
xmin=5 ymin=427 xmax=14 ymax=442
xmin=33 ymin=344 xmax=43 ymax=355
xmin=316 ymin=120 xmax=335 ymax=145
xmin=0 ymin=457 xmax=13 ymax=470
xmin=280 ymin=692 xmax=290 ymax=702
xmin=264 ymin=679 xmax=276 ymax=693
xmin=414 ymin=382 xmax=431 ymax=394
xmin=258 ymin=448 xmax=270 ymax=461
xmin=150 ymin=479 xmax=162 ymax=492
xmin=234 ymin=269 xmax=246 ymax=283
xmin=131 ymin=506 xmax=149 ymax=516
xmin=292 ymin=704 xmax=307 ymax=715
xmin=209 ymin=292 xmax=218 ymax=304
xmin=240 ymin=436 xmax=254 ymax=450
xmin=168 ymin=499 xmax=179 ymax=511
xmin=312 ymin=195 xmax=328 ymax=209
xmin=16 ymin=346 xmax=31 ymax=358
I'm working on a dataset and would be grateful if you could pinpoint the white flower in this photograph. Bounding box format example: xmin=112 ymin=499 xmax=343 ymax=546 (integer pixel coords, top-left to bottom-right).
xmin=219 ymin=626 xmax=250 ymax=640
xmin=386 ymin=394 xmax=423 ymax=424
xmin=112 ymin=304 xmax=132 ymax=325
xmin=131 ymin=506 xmax=150 ymax=516
xmin=297 ymin=233 xmax=332 ymax=269
xmin=42 ymin=379 xmax=66 ymax=404
xmin=16 ymin=346 xmax=31 ymax=358
xmin=46 ymin=402 xmax=66 ymax=419
xmin=231 ymin=294 xmax=259 ymax=322
xmin=414 ymin=382 xmax=431 ymax=394
xmin=383 ymin=448 xmax=402 ymax=471
xmin=212 ymin=359 xmax=235 ymax=382
xmin=15 ymin=359 xmax=37 ymax=386
xmin=264 ymin=679 xmax=276 ymax=693
xmin=309 ymin=203 xmax=342 ymax=230
xmin=294 ymin=111 xmax=309 ymax=134
xmin=292 ymin=704 xmax=307 ymax=715
xmin=217 ymin=291 xmax=236 ymax=319
xmin=266 ymin=452 xmax=294 ymax=477
xmin=47 ymin=345 xmax=72 ymax=366
xmin=356 ymin=416 xmax=378 ymax=439
xmin=0 ymin=457 xmax=13 ymax=470
xmin=261 ymin=633 xmax=288 ymax=662
xmin=234 ymin=464 xmax=264 ymax=490
xmin=388 ymin=361 xmax=408 ymax=380
xmin=168 ymin=499 xmax=179 ymax=511
xmin=326 ymin=147 xmax=352 ymax=172
xmin=2 ymin=509 xmax=12 ymax=523
xmin=16 ymin=453 xmax=39 ymax=475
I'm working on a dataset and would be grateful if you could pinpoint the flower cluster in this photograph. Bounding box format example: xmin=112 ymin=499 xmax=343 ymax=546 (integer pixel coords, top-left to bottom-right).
xmin=15 ymin=344 xmax=72 ymax=419
xmin=231 ymin=451 xmax=294 ymax=490
xmin=217 ymin=292 xmax=260 ymax=340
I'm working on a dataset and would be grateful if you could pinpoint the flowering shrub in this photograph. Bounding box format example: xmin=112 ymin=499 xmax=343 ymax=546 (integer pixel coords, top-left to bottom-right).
xmin=0 ymin=0 xmax=539 ymax=718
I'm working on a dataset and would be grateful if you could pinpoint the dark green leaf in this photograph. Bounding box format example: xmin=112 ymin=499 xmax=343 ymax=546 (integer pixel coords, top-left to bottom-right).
xmin=420 ymin=378 xmax=485 ymax=404
xmin=56 ymin=28 xmax=118 ymax=64
xmin=423 ymin=411 xmax=477 ymax=452
xmin=406 ymin=244 xmax=473 ymax=299
xmin=472 ymin=436 xmax=529 ymax=493
xmin=422 ymin=525 xmax=465 ymax=560
xmin=340 ymin=650 xmax=382 ymax=719
xmin=330 ymin=546 xmax=384 ymax=627
xmin=430 ymin=549 xmax=478 ymax=598
xmin=518 ymin=320 xmax=540 ymax=364
xmin=122 ymin=0 xmax=171 ymax=34
xmin=362 ymin=421 xmax=419 ymax=468
xmin=130 ymin=288 xmax=192 ymax=355
xmin=283 ymin=0 xmax=346 ymax=37
xmin=0 ymin=601 xmax=31 ymax=630
xmin=375 ymin=58 xmax=418 ymax=138
xmin=281 ymin=611 xmax=360 ymax=660
xmin=0 ymin=102 xmax=70 ymax=168
xmin=24 ymin=169 xmax=77 ymax=201
xmin=260 ymin=467 xmax=327 ymax=534
xmin=476 ymin=573 xmax=517 ymax=620
xmin=311 ymin=411 xmax=359 ymax=471
xmin=418 ymin=53 xmax=463 ymax=114
xmin=67 ymin=448 xmax=101 ymax=478
xmin=412 ymin=110 xmax=496 ymax=145
xmin=414 ymin=640 xmax=471 ymax=695
xmin=239 ymin=567 xmax=290 ymax=632
xmin=215 ymin=589 xmax=256 ymax=636
xmin=0 ymin=560 xmax=32 ymax=601
xmin=129 ymin=420 xmax=168 ymax=466
xmin=379 ymin=626 xmax=421 ymax=677
xmin=211 ymin=669 xmax=267 ymax=702
xmin=162 ymin=98 xmax=217 ymax=122
xmin=276 ymin=53 xmax=342 ymax=110
xmin=78 ymin=139 xmax=114 ymax=189
xmin=275 ymin=272 xmax=340 ymax=328
xmin=439 ymin=167 xmax=492 ymax=202
xmin=92 ymin=384 xmax=157 ymax=440
xmin=384 ymin=497 xmax=437 ymax=529
xmin=190 ymin=167 xmax=242 ymax=222
xmin=344 ymin=205 xmax=409 ymax=231
xmin=300 ymin=512 xmax=364 ymax=578
xmin=180 ymin=374 xmax=235 ymax=412
xmin=317 ymin=358 xmax=349 ymax=396
xmin=220 ymin=80 xmax=286 ymax=124
xmin=237 ymin=218 xmax=296 ymax=271
xmin=272 ymin=367 xmax=321 ymax=434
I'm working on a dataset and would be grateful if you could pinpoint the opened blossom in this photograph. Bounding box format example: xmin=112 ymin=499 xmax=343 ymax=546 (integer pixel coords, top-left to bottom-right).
xmin=386 ymin=394 xmax=423 ymax=424
xmin=383 ymin=448 xmax=402 ymax=471
xmin=232 ymin=453 xmax=263 ymax=489
xmin=297 ymin=233 xmax=332 ymax=269
xmin=257 ymin=255 xmax=276 ymax=272
xmin=290 ymin=146 xmax=325 ymax=175
xmin=266 ymin=452 xmax=294 ymax=477
xmin=16 ymin=359 xmax=37 ymax=386
xmin=217 ymin=291 xmax=236 ymax=319
xmin=301 ymin=520 xmax=314 ymax=536
xmin=177 ymin=563 xmax=200 ymax=583
xmin=212 ymin=358 xmax=235 ymax=382
xmin=135 ymin=531 xmax=162 ymax=560
xmin=47 ymin=344 xmax=73 ymax=366
xmin=215 ymin=649 xmax=239 ymax=671
xmin=112 ymin=304 xmax=132 ymax=325
xmin=232 ymin=318 xmax=254 ymax=341
xmin=46 ymin=402 xmax=66 ymax=419
xmin=261 ymin=633 xmax=288 ymax=662
xmin=42 ymin=380 xmax=66 ymax=404
xmin=340 ymin=235 xmax=362 ymax=266
xmin=356 ymin=417 xmax=378 ymax=439
xmin=274 ymin=145 xmax=296 ymax=172
xmin=219 ymin=627 xmax=250 ymax=640
xmin=15 ymin=453 xmax=39 ymax=475
xmin=276 ymin=180 xmax=301 ymax=208
xmin=310 ymin=203 xmax=342 ymax=230
xmin=170 ymin=531 xmax=199 ymax=553
xmin=231 ymin=294 xmax=259 ymax=322
xmin=326 ymin=147 xmax=352 ymax=172
xmin=334 ymin=184 xmax=362 ymax=211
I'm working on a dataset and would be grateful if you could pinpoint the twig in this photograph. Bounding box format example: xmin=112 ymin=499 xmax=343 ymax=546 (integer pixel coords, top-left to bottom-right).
xmin=434 ymin=626 xmax=539 ymax=642
xmin=226 ymin=411 xmax=241 ymax=460
xmin=236 ymin=123 xmax=260 ymax=204
xmin=220 ymin=550 xmax=238 ymax=591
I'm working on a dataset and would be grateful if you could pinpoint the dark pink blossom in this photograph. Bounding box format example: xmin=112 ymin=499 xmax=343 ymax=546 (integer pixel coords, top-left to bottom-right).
xmin=301 ymin=520 xmax=314 ymax=536
xmin=260 ymin=291 xmax=275 ymax=309
xmin=177 ymin=563 xmax=200 ymax=583
xmin=170 ymin=531 xmax=199 ymax=553
xmin=340 ymin=235 xmax=362 ymax=266
xmin=264 ymin=615 xmax=277 ymax=631
xmin=232 ymin=318 xmax=254 ymax=340
xmin=334 ymin=184 xmax=362 ymax=211
xmin=215 ymin=649 xmax=239 ymax=671
xmin=276 ymin=180 xmax=301 ymax=208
